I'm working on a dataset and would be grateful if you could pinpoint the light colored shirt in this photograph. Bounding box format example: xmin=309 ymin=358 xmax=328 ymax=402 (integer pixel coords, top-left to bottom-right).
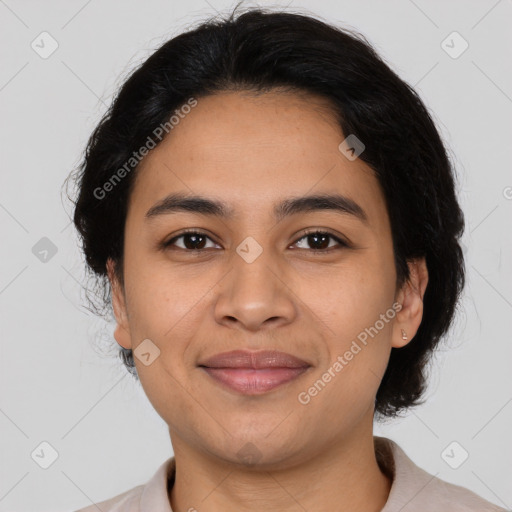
xmin=73 ymin=437 xmax=507 ymax=511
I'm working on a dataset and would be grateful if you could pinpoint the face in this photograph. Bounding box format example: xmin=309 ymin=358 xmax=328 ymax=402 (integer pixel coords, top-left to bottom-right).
xmin=108 ymin=90 xmax=427 ymax=468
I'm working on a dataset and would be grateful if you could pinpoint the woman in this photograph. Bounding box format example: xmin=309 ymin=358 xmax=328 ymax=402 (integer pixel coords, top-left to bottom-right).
xmin=68 ymin=6 xmax=505 ymax=511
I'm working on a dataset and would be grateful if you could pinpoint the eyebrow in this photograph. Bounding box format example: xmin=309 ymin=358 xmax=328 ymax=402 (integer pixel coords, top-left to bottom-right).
xmin=145 ymin=192 xmax=369 ymax=224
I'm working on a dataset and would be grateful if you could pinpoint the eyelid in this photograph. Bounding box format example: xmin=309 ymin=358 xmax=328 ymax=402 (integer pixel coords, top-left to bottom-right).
xmin=163 ymin=228 xmax=220 ymax=248
xmin=292 ymin=228 xmax=350 ymax=250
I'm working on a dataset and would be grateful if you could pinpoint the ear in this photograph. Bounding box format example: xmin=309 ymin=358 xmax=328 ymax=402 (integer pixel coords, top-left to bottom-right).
xmin=106 ymin=258 xmax=132 ymax=350
xmin=392 ymin=257 xmax=429 ymax=348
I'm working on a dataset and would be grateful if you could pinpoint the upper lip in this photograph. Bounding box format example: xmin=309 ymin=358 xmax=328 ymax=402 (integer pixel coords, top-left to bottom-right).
xmin=198 ymin=350 xmax=311 ymax=369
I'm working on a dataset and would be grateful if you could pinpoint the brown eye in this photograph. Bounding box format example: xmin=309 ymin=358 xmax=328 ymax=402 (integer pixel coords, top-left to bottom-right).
xmin=164 ymin=231 xmax=218 ymax=250
xmin=293 ymin=231 xmax=348 ymax=251
xmin=163 ymin=229 xmax=348 ymax=253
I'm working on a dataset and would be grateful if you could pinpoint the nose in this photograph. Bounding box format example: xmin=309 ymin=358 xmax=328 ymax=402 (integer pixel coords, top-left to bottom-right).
xmin=213 ymin=248 xmax=297 ymax=333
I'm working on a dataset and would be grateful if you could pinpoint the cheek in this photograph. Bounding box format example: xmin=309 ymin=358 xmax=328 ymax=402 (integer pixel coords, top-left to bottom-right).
xmin=124 ymin=252 xmax=204 ymax=335
xmin=298 ymin=253 xmax=395 ymax=397
xmin=304 ymin=254 xmax=395 ymax=341
xmin=124 ymin=267 xmax=204 ymax=424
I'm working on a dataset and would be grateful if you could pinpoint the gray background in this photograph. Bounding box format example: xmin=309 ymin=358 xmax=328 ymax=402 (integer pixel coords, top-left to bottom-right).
xmin=0 ymin=0 xmax=511 ymax=510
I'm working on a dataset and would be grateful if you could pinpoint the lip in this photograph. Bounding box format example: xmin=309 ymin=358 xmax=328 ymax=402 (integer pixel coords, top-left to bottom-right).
xmin=198 ymin=350 xmax=311 ymax=395
xmin=199 ymin=349 xmax=310 ymax=369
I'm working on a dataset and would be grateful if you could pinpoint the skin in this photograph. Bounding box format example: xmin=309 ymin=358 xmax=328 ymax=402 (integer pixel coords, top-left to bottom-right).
xmin=107 ymin=90 xmax=428 ymax=512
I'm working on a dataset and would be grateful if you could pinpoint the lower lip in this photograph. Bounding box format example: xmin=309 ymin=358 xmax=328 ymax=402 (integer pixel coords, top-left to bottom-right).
xmin=201 ymin=367 xmax=310 ymax=395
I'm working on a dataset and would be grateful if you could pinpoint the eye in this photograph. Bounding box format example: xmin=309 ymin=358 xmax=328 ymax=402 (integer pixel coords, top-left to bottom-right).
xmin=292 ymin=230 xmax=348 ymax=252
xmin=162 ymin=229 xmax=349 ymax=252
xmin=163 ymin=230 xmax=219 ymax=251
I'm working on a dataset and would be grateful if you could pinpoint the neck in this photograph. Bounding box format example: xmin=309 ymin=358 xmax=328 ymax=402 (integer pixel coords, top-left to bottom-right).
xmin=168 ymin=423 xmax=391 ymax=512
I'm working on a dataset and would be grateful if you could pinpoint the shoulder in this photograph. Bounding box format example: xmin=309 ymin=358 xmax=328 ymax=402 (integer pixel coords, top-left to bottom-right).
xmin=72 ymin=484 xmax=144 ymax=512
xmin=71 ymin=456 xmax=175 ymax=512
xmin=375 ymin=437 xmax=508 ymax=512
xmin=418 ymin=476 xmax=507 ymax=511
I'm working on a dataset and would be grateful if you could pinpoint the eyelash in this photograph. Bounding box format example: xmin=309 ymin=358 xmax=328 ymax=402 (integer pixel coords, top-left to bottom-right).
xmin=162 ymin=228 xmax=349 ymax=253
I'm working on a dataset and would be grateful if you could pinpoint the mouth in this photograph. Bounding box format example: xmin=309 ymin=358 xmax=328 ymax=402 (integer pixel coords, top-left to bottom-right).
xmin=198 ymin=349 xmax=312 ymax=395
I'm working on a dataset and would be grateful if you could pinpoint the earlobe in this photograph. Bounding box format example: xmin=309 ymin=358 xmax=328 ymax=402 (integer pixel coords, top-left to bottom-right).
xmin=392 ymin=257 xmax=429 ymax=348
xmin=106 ymin=258 xmax=132 ymax=350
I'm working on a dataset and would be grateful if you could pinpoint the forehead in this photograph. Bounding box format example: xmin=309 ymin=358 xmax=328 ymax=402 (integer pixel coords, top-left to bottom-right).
xmin=128 ymin=90 xmax=387 ymax=229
